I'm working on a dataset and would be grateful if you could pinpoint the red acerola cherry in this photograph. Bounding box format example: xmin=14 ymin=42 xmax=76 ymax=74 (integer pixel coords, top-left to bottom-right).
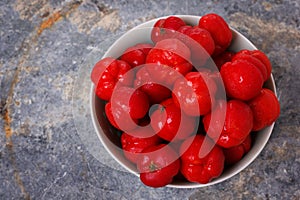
xmin=248 ymin=88 xmax=280 ymax=131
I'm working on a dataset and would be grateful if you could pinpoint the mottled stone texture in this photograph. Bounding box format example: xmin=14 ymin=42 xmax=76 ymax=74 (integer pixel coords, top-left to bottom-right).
xmin=0 ymin=0 xmax=299 ymax=199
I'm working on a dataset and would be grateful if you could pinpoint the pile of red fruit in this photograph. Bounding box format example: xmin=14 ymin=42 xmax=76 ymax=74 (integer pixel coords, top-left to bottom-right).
xmin=91 ymin=13 xmax=280 ymax=188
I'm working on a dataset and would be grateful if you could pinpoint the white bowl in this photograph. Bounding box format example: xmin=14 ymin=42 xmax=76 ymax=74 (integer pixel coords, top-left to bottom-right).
xmin=90 ymin=15 xmax=276 ymax=188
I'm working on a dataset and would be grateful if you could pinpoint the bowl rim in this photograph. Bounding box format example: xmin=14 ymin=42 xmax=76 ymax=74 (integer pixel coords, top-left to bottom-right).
xmin=89 ymin=14 xmax=277 ymax=188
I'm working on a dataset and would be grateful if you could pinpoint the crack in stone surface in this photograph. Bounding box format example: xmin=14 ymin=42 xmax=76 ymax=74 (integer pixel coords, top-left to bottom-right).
xmin=37 ymin=1 xmax=83 ymax=35
xmin=37 ymin=12 xmax=62 ymax=35
xmin=68 ymin=1 xmax=121 ymax=34
xmin=5 ymin=136 xmax=31 ymax=200
xmin=3 ymin=67 xmax=20 ymax=144
xmin=2 ymin=1 xmax=84 ymax=199
xmin=13 ymin=0 xmax=51 ymax=21
xmin=2 ymin=62 xmax=28 ymax=199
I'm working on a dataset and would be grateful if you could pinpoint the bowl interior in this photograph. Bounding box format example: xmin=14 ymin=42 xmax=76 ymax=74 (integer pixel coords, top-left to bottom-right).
xmin=90 ymin=15 xmax=276 ymax=188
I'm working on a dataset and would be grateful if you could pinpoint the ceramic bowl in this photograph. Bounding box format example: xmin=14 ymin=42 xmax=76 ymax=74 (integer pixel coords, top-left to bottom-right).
xmin=90 ymin=15 xmax=276 ymax=188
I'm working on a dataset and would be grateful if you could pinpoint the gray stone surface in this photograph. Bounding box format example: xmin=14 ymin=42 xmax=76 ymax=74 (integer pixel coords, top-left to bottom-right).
xmin=0 ymin=0 xmax=299 ymax=199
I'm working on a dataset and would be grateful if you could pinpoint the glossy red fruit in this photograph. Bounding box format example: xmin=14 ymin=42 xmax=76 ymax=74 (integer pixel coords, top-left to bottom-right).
xmin=105 ymin=102 xmax=138 ymax=131
xmin=199 ymin=13 xmax=232 ymax=56
xmin=146 ymin=38 xmax=193 ymax=87
xmin=150 ymin=98 xmax=197 ymax=141
xmin=151 ymin=16 xmax=186 ymax=43
xmin=121 ymin=126 xmax=162 ymax=163
xmin=184 ymin=26 xmax=215 ymax=56
xmin=120 ymin=43 xmax=154 ymax=67
xmin=185 ymin=26 xmax=215 ymax=66
xmin=223 ymin=134 xmax=252 ymax=165
xmin=91 ymin=57 xmax=134 ymax=101
xmin=113 ymin=86 xmax=149 ymax=119
xmin=213 ymin=51 xmax=235 ymax=70
xmin=220 ymin=59 xmax=264 ymax=101
xmin=134 ymin=66 xmax=171 ymax=104
xmin=106 ymin=86 xmax=149 ymax=131
xmin=232 ymin=50 xmax=268 ymax=81
xmin=137 ymin=144 xmax=180 ymax=188
xmin=203 ymin=100 xmax=253 ymax=148
xmin=172 ymin=71 xmax=217 ymax=116
xmin=248 ymin=88 xmax=280 ymax=131
xmin=250 ymin=50 xmax=272 ymax=80
xmin=236 ymin=49 xmax=272 ymax=80
xmin=177 ymin=25 xmax=193 ymax=35
xmin=180 ymin=135 xmax=225 ymax=184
